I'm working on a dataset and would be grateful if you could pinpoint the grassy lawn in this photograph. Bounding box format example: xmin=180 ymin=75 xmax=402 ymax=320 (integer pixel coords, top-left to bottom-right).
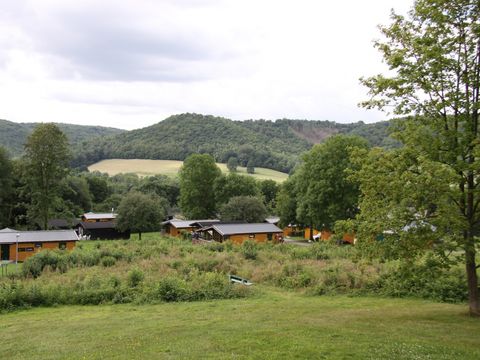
xmin=88 ymin=159 xmax=288 ymax=182
xmin=1 ymin=290 xmax=479 ymax=359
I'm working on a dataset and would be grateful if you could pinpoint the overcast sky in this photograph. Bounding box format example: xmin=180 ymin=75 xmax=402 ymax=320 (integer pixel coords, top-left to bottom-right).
xmin=0 ymin=0 xmax=411 ymax=130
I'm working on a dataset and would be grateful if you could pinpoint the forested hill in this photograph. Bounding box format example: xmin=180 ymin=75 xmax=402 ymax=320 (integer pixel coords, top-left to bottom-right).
xmin=72 ymin=113 xmax=398 ymax=173
xmin=0 ymin=119 xmax=125 ymax=157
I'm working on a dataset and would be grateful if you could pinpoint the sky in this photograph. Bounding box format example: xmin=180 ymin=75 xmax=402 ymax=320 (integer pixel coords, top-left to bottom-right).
xmin=0 ymin=0 xmax=412 ymax=130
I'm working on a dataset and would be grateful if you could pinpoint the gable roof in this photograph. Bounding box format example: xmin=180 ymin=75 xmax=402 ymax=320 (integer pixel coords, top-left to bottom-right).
xmin=0 ymin=230 xmax=79 ymax=244
xmin=0 ymin=228 xmax=17 ymax=233
xmin=265 ymin=217 xmax=280 ymax=224
xmin=82 ymin=212 xmax=117 ymax=220
xmin=162 ymin=219 xmax=220 ymax=229
xmin=203 ymin=223 xmax=282 ymax=236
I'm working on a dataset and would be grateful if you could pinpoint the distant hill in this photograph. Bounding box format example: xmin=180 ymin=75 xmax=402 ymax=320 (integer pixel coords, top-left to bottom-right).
xmin=0 ymin=114 xmax=398 ymax=172
xmin=73 ymin=114 xmax=398 ymax=173
xmin=0 ymin=119 xmax=125 ymax=157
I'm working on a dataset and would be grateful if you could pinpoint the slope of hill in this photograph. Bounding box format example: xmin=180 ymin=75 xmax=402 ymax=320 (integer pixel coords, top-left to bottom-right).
xmin=0 ymin=119 xmax=125 ymax=157
xmin=73 ymin=113 xmax=397 ymax=173
xmin=88 ymin=159 xmax=289 ymax=182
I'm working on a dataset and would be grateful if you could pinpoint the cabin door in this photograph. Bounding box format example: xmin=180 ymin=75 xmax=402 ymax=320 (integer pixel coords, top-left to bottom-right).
xmin=1 ymin=244 xmax=10 ymax=261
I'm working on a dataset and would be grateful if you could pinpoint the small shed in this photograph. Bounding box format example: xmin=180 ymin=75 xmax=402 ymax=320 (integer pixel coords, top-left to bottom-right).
xmin=198 ymin=223 xmax=283 ymax=244
xmin=0 ymin=228 xmax=78 ymax=262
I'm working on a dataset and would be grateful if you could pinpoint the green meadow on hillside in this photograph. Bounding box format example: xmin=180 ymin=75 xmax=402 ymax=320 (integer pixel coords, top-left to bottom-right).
xmin=0 ymin=234 xmax=476 ymax=358
xmin=1 ymin=293 xmax=479 ymax=359
xmin=88 ymin=159 xmax=289 ymax=182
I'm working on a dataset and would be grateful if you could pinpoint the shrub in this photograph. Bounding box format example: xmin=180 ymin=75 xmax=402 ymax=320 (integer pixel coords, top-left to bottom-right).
xmin=242 ymin=240 xmax=258 ymax=260
xmin=155 ymin=277 xmax=188 ymax=302
xmin=101 ymin=256 xmax=116 ymax=267
xmin=127 ymin=268 xmax=144 ymax=288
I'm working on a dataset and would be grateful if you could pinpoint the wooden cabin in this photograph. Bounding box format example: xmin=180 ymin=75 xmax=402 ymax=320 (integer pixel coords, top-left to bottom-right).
xmin=81 ymin=212 xmax=117 ymax=223
xmin=198 ymin=223 xmax=283 ymax=244
xmin=306 ymin=229 xmax=355 ymax=244
xmin=0 ymin=228 xmax=78 ymax=262
xmin=161 ymin=219 xmax=220 ymax=237
xmin=75 ymin=221 xmax=130 ymax=240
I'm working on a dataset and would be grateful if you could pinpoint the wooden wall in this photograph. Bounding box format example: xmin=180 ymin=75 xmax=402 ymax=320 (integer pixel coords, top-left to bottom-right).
xmin=6 ymin=241 xmax=76 ymax=262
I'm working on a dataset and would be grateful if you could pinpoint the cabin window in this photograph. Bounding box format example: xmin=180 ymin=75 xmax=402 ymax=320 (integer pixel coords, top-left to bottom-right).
xmin=35 ymin=243 xmax=42 ymax=248
xmin=18 ymin=247 xmax=34 ymax=252
xmin=59 ymin=242 xmax=67 ymax=250
xmin=18 ymin=248 xmax=25 ymax=252
xmin=267 ymin=233 xmax=273 ymax=241
xmin=249 ymin=234 xmax=255 ymax=239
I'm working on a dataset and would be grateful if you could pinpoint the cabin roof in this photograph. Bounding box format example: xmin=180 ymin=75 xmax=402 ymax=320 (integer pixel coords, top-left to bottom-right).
xmin=0 ymin=229 xmax=79 ymax=244
xmin=202 ymin=223 xmax=282 ymax=236
xmin=82 ymin=212 xmax=117 ymax=220
xmin=161 ymin=219 xmax=220 ymax=229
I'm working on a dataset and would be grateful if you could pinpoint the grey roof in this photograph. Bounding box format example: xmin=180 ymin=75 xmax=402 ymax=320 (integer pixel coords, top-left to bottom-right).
xmin=205 ymin=223 xmax=282 ymax=236
xmin=162 ymin=219 xmax=220 ymax=229
xmin=82 ymin=212 xmax=117 ymax=220
xmin=0 ymin=230 xmax=79 ymax=244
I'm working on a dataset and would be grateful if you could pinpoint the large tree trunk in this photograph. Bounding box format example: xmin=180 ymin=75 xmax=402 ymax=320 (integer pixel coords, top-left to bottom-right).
xmin=465 ymin=236 xmax=480 ymax=316
xmin=139 ymin=232 xmax=142 ymax=240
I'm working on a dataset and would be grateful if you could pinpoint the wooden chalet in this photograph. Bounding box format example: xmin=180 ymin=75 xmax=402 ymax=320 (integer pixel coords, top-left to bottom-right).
xmin=161 ymin=219 xmax=220 ymax=237
xmin=0 ymin=228 xmax=78 ymax=262
xmin=75 ymin=221 xmax=130 ymax=240
xmin=198 ymin=223 xmax=283 ymax=244
xmin=75 ymin=212 xmax=129 ymax=240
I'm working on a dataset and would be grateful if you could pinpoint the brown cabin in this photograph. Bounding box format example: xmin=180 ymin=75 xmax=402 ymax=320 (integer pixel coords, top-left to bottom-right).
xmin=81 ymin=212 xmax=117 ymax=223
xmin=198 ymin=223 xmax=283 ymax=244
xmin=0 ymin=228 xmax=78 ymax=262
xmin=161 ymin=219 xmax=220 ymax=237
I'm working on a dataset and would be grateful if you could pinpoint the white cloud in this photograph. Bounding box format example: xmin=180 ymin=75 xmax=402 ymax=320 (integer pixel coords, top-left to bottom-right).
xmin=0 ymin=0 xmax=411 ymax=129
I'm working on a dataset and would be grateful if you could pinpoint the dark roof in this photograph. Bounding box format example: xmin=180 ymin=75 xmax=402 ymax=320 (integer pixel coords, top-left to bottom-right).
xmin=48 ymin=219 xmax=72 ymax=229
xmin=77 ymin=221 xmax=117 ymax=230
xmin=161 ymin=219 xmax=220 ymax=229
xmin=201 ymin=223 xmax=282 ymax=236
xmin=0 ymin=229 xmax=79 ymax=244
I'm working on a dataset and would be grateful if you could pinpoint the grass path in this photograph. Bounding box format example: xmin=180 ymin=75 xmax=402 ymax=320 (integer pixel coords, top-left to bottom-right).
xmin=1 ymin=290 xmax=479 ymax=359
xmin=88 ymin=159 xmax=288 ymax=182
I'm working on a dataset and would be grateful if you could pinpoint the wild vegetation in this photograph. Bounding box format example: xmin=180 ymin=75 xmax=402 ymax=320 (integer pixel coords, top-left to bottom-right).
xmin=0 ymin=233 xmax=468 ymax=312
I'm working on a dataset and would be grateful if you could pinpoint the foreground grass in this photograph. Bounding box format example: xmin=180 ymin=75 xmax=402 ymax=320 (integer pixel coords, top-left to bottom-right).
xmin=88 ymin=159 xmax=288 ymax=182
xmin=1 ymin=290 xmax=479 ymax=359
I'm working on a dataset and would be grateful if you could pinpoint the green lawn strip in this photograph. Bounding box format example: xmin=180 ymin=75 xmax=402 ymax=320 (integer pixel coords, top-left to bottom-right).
xmin=1 ymin=291 xmax=478 ymax=360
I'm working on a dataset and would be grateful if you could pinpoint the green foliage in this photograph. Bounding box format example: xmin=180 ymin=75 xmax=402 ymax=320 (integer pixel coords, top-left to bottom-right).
xmin=116 ymin=191 xmax=167 ymax=239
xmin=179 ymin=154 xmax=221 ymax=218
xmin=296 ymin=135 xmax=368 ymax=230
xmin=276 ymin=176 xmax=299 ymax=228
xmin=241 ymin=239 xmax=258 ymax=260
xmin=220 ymin=196 xmax=267 ymax=223
xmin=0 ymin=147 xmax=13 ymax=227
xmin=23 ymin=123 xmax=70 ymax=229
xmin=246 ymin=160 xmax=255 ymax=174
xmin=226 ymin=157 xmax=238 ymax=172
xmin=359 ymin=0 xmax=480 ymax=313
xmin=214 ymin=173 xmax=259 ymax=205
xmin=127 ymin=268 xmax=144 ymax=287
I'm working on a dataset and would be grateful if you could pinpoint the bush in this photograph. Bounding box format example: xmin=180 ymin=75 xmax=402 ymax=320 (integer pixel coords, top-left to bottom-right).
xmin=127 ymin=268 xmax=144 ymax=288
xmin=242 ymin=240 xmax=258 ymax=260
xmin=101 ymin=256 xmax=116 ymax=267
xmin=155 ymin=277 xmax=188 ymax=302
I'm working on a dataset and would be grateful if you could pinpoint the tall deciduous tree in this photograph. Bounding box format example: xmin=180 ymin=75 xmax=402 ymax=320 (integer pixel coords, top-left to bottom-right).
xmin=296 ymin=135 xmax=368 ymax=237
xmin=179 ymin=154 xmax=221 ymax=219
xmin=214 ymin=173 xmax=259 ymax=206
xmin=24 ymin=124 xmax=70 ymax=229
xmin=116 ymin=191 xmax=167 ymax=240
xmin=360 ymin=0 xmax=480 ymax=315
xmin=220 ymin=196 xmax=267 ymax=223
